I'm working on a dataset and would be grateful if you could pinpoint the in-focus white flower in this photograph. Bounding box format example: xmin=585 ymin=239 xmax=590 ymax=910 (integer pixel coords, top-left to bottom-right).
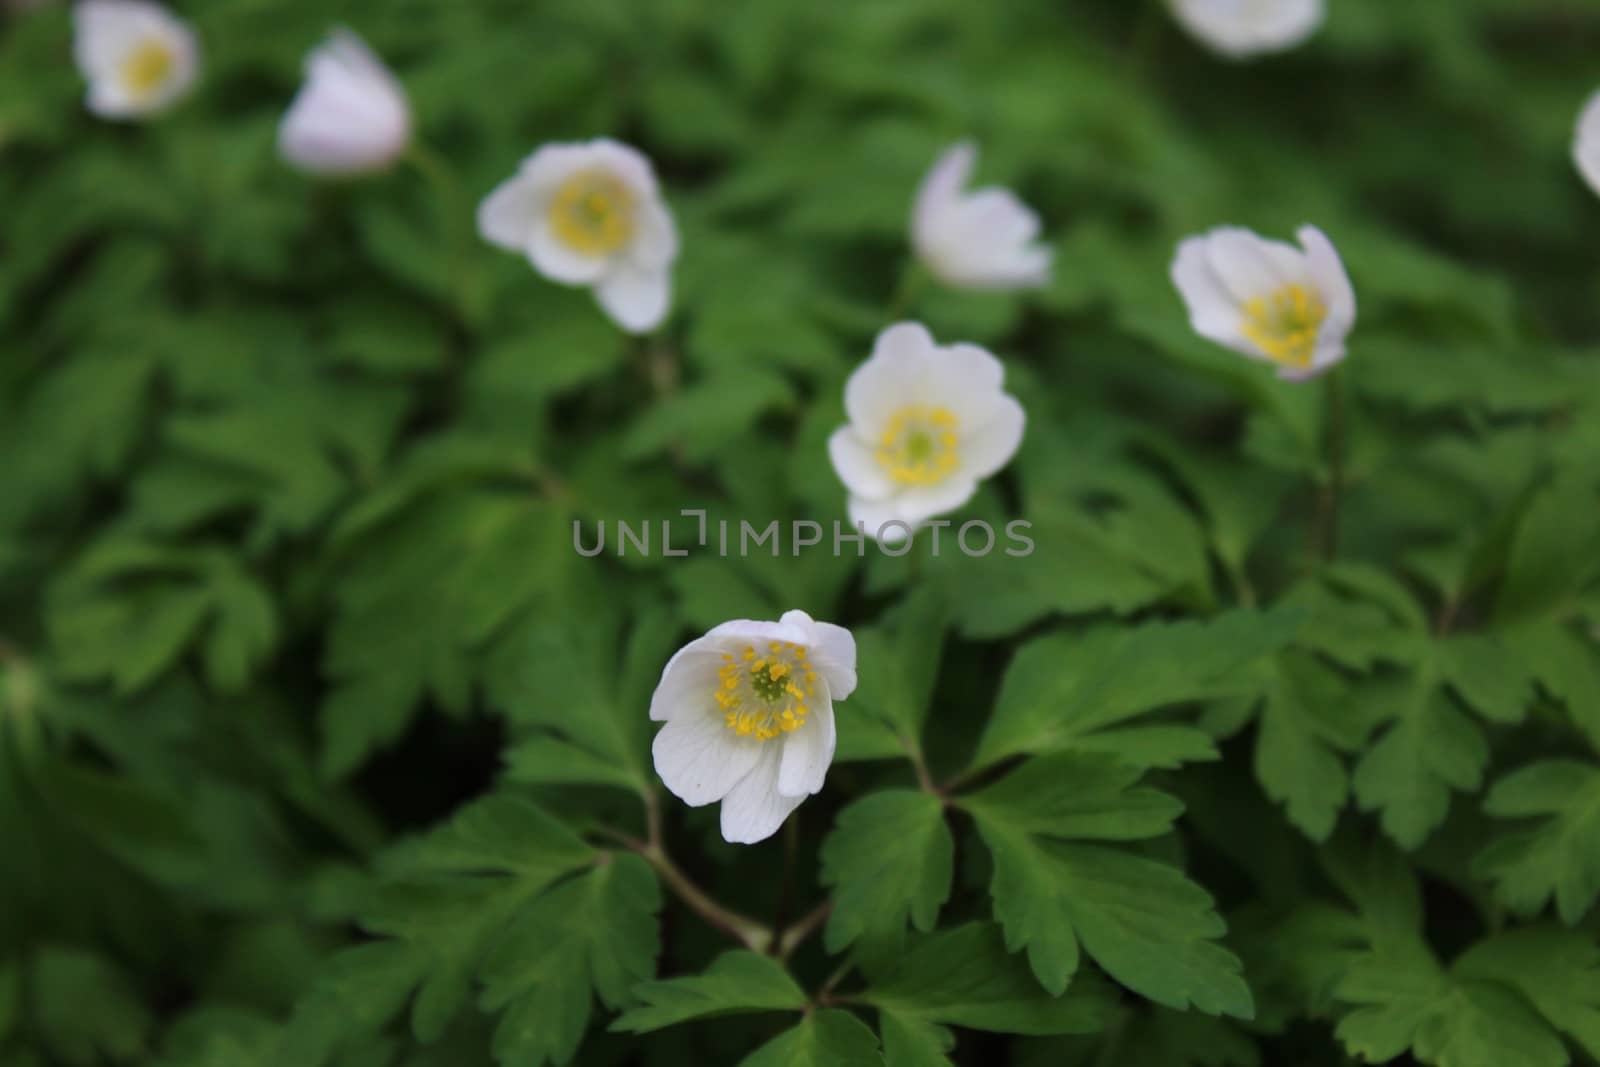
xmin=1168 ymin=0 xmax=1324 ymax=59
xmin=477 ymin=139 xmax=678 ymax=334
xmin=73 ymin=0 xmax=198 ymax=120
xmin=278 ymin=29 xmax=411 ymax=177
xmin=912 ymin=141 xmax=1052 ymax=290
xmin=1574 ymin=91 xmax=1600 ymax=198
xmin=651 ymin=611 xmax=856 ymax=845
xmin=829 ymin=322 xmax=1025 ymax=544
xmin=1171 ymin=225 xmax=1355 ymax=381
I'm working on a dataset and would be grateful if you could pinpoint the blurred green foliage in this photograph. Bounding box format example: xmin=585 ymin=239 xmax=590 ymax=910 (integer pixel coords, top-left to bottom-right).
xmin=2 ymin=0 xmax=1600 ymax=1064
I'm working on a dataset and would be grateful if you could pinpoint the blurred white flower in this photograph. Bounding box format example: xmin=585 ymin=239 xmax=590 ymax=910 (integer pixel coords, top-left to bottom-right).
xmin=73 ymin=0 xmax=198 ymax=120
xmin=1170 ymin=224 xmax=1356 ymax=381
xmin=477 ymin=139 xmax=679 ymax=334
xmin=278 ymin=29 xmax=410 ymax=177
xmin=1168 ymin=0 xmax=1324 ymax=59
xmin=829 ymin=322 xmax=1025 ymax=544
xmin=651 ymin=611 xmax=856 ymax=845
xmin=913 ymin=141 xmax=1051 ymax=290
xmin=1574 ymin=91 xmax=1600 ymax=198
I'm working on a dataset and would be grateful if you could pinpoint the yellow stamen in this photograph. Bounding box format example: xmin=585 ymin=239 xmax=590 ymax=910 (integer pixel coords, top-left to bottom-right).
xmin=1240 ymin=284 xmax=1327 ymax=370
xmin=713 ymin=642 xmax=816 ymax=742
xmin=876 ymin=405 xmax=962 ymax=486
xmin=548 ymin=170 xmax=634 ymax=256
xmin=121 ymin=38 xmax=177 ymax=98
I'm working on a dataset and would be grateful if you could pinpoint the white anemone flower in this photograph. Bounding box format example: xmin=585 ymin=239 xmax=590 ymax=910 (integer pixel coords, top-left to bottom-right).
xmin=912 ymin=141 xmax=1052 ymax=290
xmin=1168 ymin=0 xmax=1324 ymax=59
xmin=477 ymin=139 xmax=679 ymax=334
xmin=73 ymin=0 xmax=199 ymax=120
xmin=278 ymin=29 xmax=411 ymax=177
xmin=650 ymin=611 xmax=856 ymax=845
xmin=828 ymin=322 xmax=1025 ymax=544
xmin=1170 ymin=225 xmax=1356 ymax=381
xmin=1574 ymin=91 xmax=1600 ymax=198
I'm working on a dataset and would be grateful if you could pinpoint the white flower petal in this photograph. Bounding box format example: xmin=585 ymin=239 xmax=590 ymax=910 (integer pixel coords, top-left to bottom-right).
xmin=845 ymin=322 xmax=935 ymax=433
xmin=652 ymin=707 xmax=762 ymax=807
xmin=476 ymin=171 xmax=541 ymax=252
xmin=594 ymin=264 xmax=671 ymax=334
xmin=480 ymin=139 xmax=679 ymax=331
xmin=927 ymin=341 xmax=1007 ymax=426
xmin=628 ymin=199 xmax=680 ymax=272
xmin=74 ymin=0 xmax=199 ymax=120
xmin=827 ymin=427 xmax=896 ymax=500
xmin=962 ymin=393 xmax=1025 ymax=480
xmin=648 ymin=636 xmax=725 ymax=722
xmin=528 ymin=218 xmax=612 ymax=284
xmin=779 ymin=611 xmax=857 ymax=700
xmin=1204 ymin=227 xmax=1303 ymax=305
xmin=777 ymin=704 xmax=836 ymax=798
xmin=719 ymin=744 xmax=803 ymax=844
xmin=847 ymin=495 xmax=915 ymax=545
xmin=913 ymin=140 xmax=976 ymax=252
xmin=1169 ymin=0 xmax=1325 ymax=59
xmin=1577 ymin=91 xmax=1600 ymax=197
xmin=911 ymin=141 xmax=1052 ymax=290
xmin=892 ymin=478 xmax=980 ymax=528
xmin=278 ymin=28 xmax=410 ymax=176
xmin=1171 ymin=234 xmax=1251 ymax=353
xmin=1297 ymin=224 xmax=1356 ymax=377
xmin=706 ymin=618 xmax=810 ymax=646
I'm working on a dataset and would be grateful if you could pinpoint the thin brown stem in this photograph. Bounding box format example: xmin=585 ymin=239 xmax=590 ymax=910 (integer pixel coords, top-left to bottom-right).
xmin=640 ymin=843 xmax=771 ymax=952
xmin=812 ymin=951 xmax=856 ymax=1007
xmin=779 ymin=900 xmax=833 ymax=960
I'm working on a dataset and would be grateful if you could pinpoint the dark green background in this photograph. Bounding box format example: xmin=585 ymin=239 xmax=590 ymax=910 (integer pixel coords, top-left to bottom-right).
xmin=2 ymin=1 xmax=1599 ymax=1065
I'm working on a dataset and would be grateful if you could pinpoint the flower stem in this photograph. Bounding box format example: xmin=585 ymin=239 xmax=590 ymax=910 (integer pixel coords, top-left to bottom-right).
xmin=640 ymin=842 xmax=772 ymax=952
xmin=780 ymin=901 xmax=833 ymax=959
xmin=1316 ymin=367 xmax=1346 ymax=561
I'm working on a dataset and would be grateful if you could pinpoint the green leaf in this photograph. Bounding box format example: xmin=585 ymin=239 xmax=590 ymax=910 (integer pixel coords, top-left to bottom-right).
xmin=46 ymin=541 xmax=279 ymax=695
xmin=30 ymin=946 xmax=151 ymax=1065
xmin=283 ymin=795 xmax=603 ymax=1063
xmin=1496 ymin=472 xmax=1600 ymax=622
xmin=878 ymin=1011 xmax=955 ymax=1067
xmin=611 ymin=951 xmax=806 ymax=1033
xmin=863 ymin=923 xmax=1114 ymax=1036
xmin=974 ymin=821 xmax=1252 ymax=1016
xmin=1253 ymin=652 xmax=1379 ymax=841
xmin=739 ymin=1009 xmax=883 ymax=1067
xmin=848 ymin=587 xmax=949 ymax=749
xmin=1352 ymin=674 xmax=1490 ymax=850
xmin=621 ymin=369 xmax=795 ymax=463
xmin=820 ymin=790 xmax=953 ymax=953
xmin=1335 ymin=948 xmax=1568 ymax=1067
xmin=485 ymin=592 xmax=675 ymax=794
xmin=1455 ymin=928 xmax=1600 ymax=1060
xmin=974 ymin=609 xmax=1289 ymax=770
xmin=320 ymin=487 xmax=569 ymax=777
xmin=1508 ymin=620 xmax=1600 ymax=749
xmin=962 ymin=753 xmax=1185 ymax=842
xmin=1473 ymin=760 xmax=1600 ymax=925
xmin=480 ymin=854 xmax=662 ymax=1067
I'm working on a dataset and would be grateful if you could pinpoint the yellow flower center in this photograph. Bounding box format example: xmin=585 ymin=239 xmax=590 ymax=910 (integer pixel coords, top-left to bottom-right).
xmin=877 ymin=406 xmax=960 ymax=486
xmin=717 ymin=642 xmax=815 ymax=742
xmin=121 ymin=39 xmax=177 ymax=98
xmin=1240 ymin=284 xmax=1326 ymax=369
xmin=548 ymin=170 xmax=634 ymax=256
